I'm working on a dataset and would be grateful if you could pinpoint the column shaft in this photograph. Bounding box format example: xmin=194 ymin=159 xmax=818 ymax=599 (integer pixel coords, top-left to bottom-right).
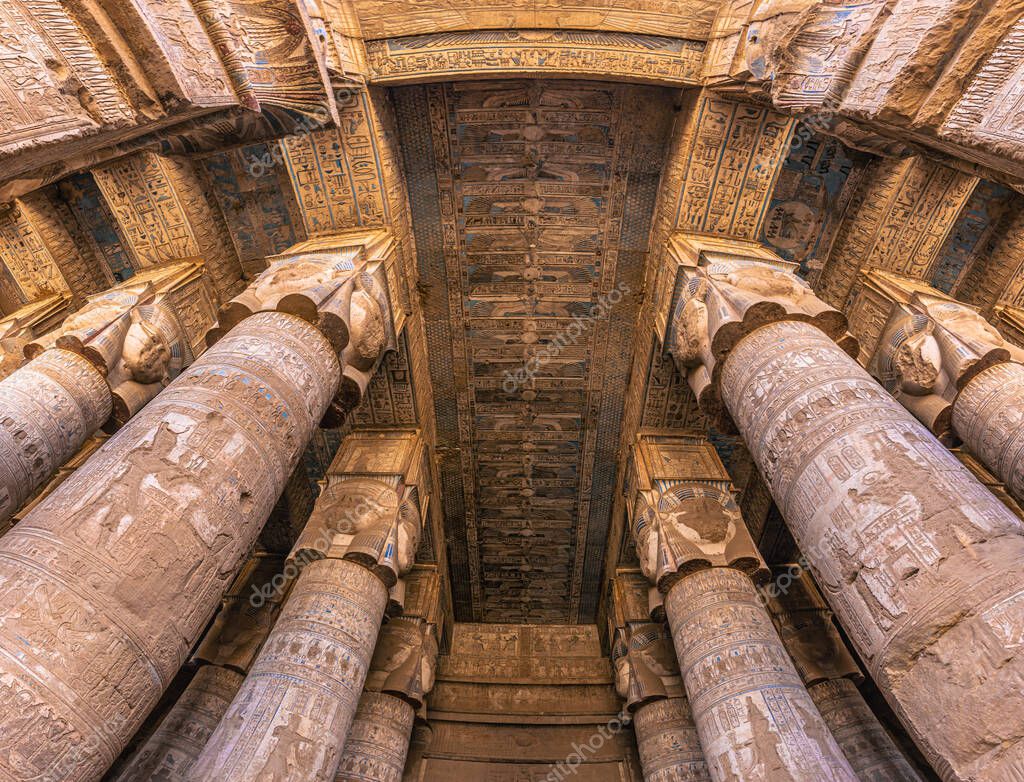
xmin=666 ymin=568 xmax=857 ymax=782
xmin=722 ymin=319 xmax=1024 ymax=781
xmin=0 ymin=311 xmax=338 ymax=782
xmin=809 ymin=678 xmax=922 ymax=782
xmin=190 ymin=558 xmax=389 ymax=781
xmin=111 ymin=665 xmax=244 ymax=781
xmin=0 ymin=348 xmax=110 ymax=528
xmin=953 ymin=361 xmax=1024 ymax=503
xmin=335 ymin=690 xmax=416 ymax=782
xmin=632 ymin=697 xmax=709 ymax=782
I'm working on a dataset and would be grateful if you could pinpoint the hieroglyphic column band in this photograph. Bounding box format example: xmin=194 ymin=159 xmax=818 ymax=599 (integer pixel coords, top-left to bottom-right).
xmin=953 ymin=361 xmax=1024 ymax=505
xmin=189 ymin=559 xmax=389 ymax=781
xmin=0 ymin=311 xmax=339 ymax=782
xmin=335 ymin=690 xmax=416 ymax=782
xmin=722 ymin=319 xmax=1024 ymax=781
xmin=632 ymin=696 xmax=709 ymax=782
xmin=665 ymin=568 xmax=857 ymax=782
xmin=809 ymin=678 xmax=923 ymax=782
xmin=0 ymin=348 xmax=110 ymax=528
xmin=110 ymin=665 xmax=245 ymax=782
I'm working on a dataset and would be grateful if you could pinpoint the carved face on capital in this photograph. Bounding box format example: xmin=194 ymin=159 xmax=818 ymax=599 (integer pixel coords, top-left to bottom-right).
xmin=672 ymin=278 xmax=710 ymax=367
xmin=62 ymin=291 xmax=139 ymax=335
xmin=122 ymin=319 xmax=172 ymax=384
xmin=395 ymin=493 xmax=423 ymax=574
xmin=657 ymin=487 xmax=742 ymax=555
xmin=882 ymin=316 xmax=941 ymax=396
xmin=252 ymin=256 xmax=349 ymax=300
xmin=718 ymin=262 xmax=808 ymax=303
xmin=347 ymin=281 xmax=388 ymax=371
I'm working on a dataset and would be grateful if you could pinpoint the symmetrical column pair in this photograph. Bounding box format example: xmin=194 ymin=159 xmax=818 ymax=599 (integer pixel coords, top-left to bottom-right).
xmin=0 ymin=261 xmax=216 ymax=530
xmin=627 ymin=432 xmax=857 ymax=782
xmin=0 ymin=238 xmax=395 ymax=782
xmin=848 ymin=268 xmax=1024 ymax=509
xmin=667 ymin=238 xmax=1024 ymax=781
xmin=190 ymin=429 xmax=429 ymax=781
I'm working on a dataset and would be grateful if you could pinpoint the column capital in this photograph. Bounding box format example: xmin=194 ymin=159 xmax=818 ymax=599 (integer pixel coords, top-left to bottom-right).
xmin=665 ymin=235 xmax=856 ymax=427
xmin=628 ymin=430 xmax=767 ymax=591
xmin=293 ymin=429 xmax=428 ymax=588
xmin=0 ymin=292 xmax=73 ymax=379
xmin=365 ymin=616 xmax=439 ymax=710
xmin=848 ymin=268 xmax=1024 ymax=439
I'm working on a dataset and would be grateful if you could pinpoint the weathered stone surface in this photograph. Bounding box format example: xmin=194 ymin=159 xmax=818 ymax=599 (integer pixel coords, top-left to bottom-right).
xmin=666 ymin=567 xmax=858 ymax=782
xmin=722 ymin=319 xmax=1024 ymax=781
xmin=632 ymin=697 xmax=710 ymax=782
xmin=0 ymin=310 xmax=339 ymax=781
xmin=335 ymin=691 xmax=416 ymax=782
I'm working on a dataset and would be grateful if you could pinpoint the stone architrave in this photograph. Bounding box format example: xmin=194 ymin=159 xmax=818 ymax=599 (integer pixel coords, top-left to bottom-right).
xmin=0 ymin=262 xmax=216 ymax=529
xmin=627 ymin=433 xmax=858 ymax=782
xmin=668 ymin=238 xmax=1024 ymax=781
xmin=335 ymin=616 xmax=440 ymax=782
xmin=609 ymin=572 xmax=709 ymax=782
xmin=190 ymin=430 xmax=427 ymax=782
xmin=110 ymin=554 xmax=291 ymax=782
xmin=0 ymin=237 xmax=394 ymax=781
xmin=767 ymin=566 xmax=924 ymax=781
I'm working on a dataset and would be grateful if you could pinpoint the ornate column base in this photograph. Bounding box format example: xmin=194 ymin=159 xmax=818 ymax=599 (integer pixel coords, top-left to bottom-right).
xmin=809 ymin=679 xmax=923 ymax=782
xmin=190 ymin=558 xmax=389 ymax=781
xmin=632 ymin=697 xmax=710 ymax=782
xmin=110 ymin=665 xmax=244 ymax=781
xmin=666 ymin=568 xmax=857 ymax=782
xmin=0 ymin=348 xmax=110 ymax=527
xmin=335 ymin=691 xmax=416 ymax=782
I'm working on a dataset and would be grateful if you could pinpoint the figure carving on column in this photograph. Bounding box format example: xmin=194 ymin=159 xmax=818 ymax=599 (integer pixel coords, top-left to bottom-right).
xmin=609 ymin=573 xmax=709 ymax=782
xmin=766 ymin=566 xmax=923 ymax=781
xmin=190 ymin=430 xmax=426 ymax=782
xmin=335 ymin=617 xmax=439 ymax=782
xmin=111 ymin=554 xmax=291 ymax=782
xmin=628 ymin=432 xmax=857 ymax=782
xmin=668 ymin=240 xmax=1024 ymax=781
xmin=0 ymin=234 xmax=396 ymax=781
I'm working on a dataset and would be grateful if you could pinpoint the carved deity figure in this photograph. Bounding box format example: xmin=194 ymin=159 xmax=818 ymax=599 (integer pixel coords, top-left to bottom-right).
xmin=612 ymin=622 xmax=684 ymax=711
xmin=633 ymin=484 xmax=766 ymax=591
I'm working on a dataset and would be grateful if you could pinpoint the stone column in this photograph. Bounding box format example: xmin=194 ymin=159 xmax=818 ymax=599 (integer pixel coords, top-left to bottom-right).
xmin=609 ymin=572 xmax=709 ymax=782
xmin=0 ymin=243 xmax=393 ymax=782
xmin=670 ymin=253 xmax=1024 ymax=781
xmin=110 ymin=554 xmax=291 ymax=781
xmin=401 ymin=724 xmax=432 ymax=782
xmin=767 ymin=566 xmax=923 ymax=781
xmin=627 ymin=433 xmax=857 ymax=782
xmin=0 ymin=261 xmax=218 ymax=530
xmin=190 ymin=430 xmax=428 ymax=782
xmin=335 ymin=616 xmax=439 ymax=782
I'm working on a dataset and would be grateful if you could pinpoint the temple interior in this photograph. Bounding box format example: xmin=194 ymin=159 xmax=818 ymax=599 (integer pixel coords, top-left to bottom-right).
xmin=0 ymin=2 xmax=1022 ymax=781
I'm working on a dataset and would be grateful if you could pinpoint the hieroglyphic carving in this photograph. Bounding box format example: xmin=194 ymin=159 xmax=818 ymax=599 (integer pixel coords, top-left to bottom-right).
xmin=670 ymin=94 xmax=796 ymax=242
xmin=766 ymin=566 xmax=923 ymax=781
xmin=335 ymin=691 xmax=417 ymax=782
xmin=350 ymin=0 xmax=721 ymax=40
xmin=192 ymin=429 xmax=427 ymax=781
xmin=817 ymin=156 xmax=978 ymax=308
xmin=633 ymin=698 xmax=711 ymax=782
xmin=92 ymin=152 xmax=245 ymax=299
xmin=394 ymin=79 xmax=673 ymax=622
xmin=666 ymin=568 xmax=859 ymax=782
xmin=722 ymin=318 xmax=1024 ymax=780
xmin=0 ymin=311 xmax=339 ymax=781
xmin=956 ymin=196 xmax=1024 ymax=314
xmin=366 ymin=31 xmax=705 ymax=85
